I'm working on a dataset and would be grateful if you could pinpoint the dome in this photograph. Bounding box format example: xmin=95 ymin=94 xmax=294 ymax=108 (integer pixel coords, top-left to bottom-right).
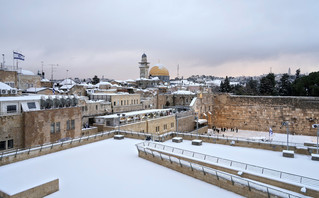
xmin=149 ymin=64 xmax=169 ymax=76
xmin=142 ymin=53 xmax=147 ymax=58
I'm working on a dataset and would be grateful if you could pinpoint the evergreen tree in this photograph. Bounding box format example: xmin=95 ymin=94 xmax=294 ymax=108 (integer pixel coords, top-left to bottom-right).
xmin=278 ymin=73 xmax=292 ymax=96
xmin=92 ymin=75 xmax=100 ymax=85
xmin=220 ymin=76 xmax=231 ymax=92
xmin=292 ymin=71 xmax=319 ymax=96
xmin=259 ymin=73 xmax=277 ymax=95
xmin=245 ymin=78 xmax=259 ymax=95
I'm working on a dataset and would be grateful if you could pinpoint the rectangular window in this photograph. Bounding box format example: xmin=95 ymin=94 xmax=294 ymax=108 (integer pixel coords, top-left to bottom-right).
xmin=27 ymin=102 xmax=36 ymax=109
xmin=7 ymin=105 xmax=17 ymax=113
xmin=50 ymin=123 xmax=55 ymax=133
xmin=124 ymin=100 xmax=126 ymax=105
xmin=155 ymin=126 xmax=160 ymax=132
xmin=0 ymin=141 xmax=6 ymax=150
xmin=96 ymin=105 xmax=98 ymax=110
xmin=7 ymin=139 xmax=14 ymax=149
xmin=56 ymin=122 xmax=60 ymax=132
xmin=164 ymin=124 xmax=167 ymax=130
xmin=67 ymin=120 xmax=70 ymax=130
xmin=82 ymin=106 xmax=85 ymax=111
xmin=71 ymin=120 xmax=75 ymax=129
xmin=171 ymin=123 xmax=174 ymax=128
xmin=113 ymin=101 xmax=116 ymax=106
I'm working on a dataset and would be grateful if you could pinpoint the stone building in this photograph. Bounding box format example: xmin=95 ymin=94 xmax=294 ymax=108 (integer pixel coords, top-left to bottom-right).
xmin=0 ymin=95 xmax=82 ymax=150
xmin=89 ymin=93 xmax=142 ymax=113
xmin=94 ymin=108 xmax=197 ymax=134
xmin=149 ymin=63 xmax=170 ymax=82
xmin=139 ymin=53 xmax=150 ymax=79
xmin=78 ymin=98 xmax=112 ymax=125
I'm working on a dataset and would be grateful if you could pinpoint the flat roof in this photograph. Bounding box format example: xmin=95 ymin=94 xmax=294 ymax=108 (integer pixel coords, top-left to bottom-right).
xmin=96 ymin=108 xmax=173 ymax=119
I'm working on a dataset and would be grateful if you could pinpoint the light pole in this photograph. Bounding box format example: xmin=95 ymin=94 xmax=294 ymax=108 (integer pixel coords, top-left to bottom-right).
xmin=312 ymin=124 xmax=319 ymax=154
xmin=117 ymin=113 xmax=120 ymax=134
xmin=196 ymin=113 xmax=199 ymax=138
xmin=282 ymin=121 xmax=290 ymax=150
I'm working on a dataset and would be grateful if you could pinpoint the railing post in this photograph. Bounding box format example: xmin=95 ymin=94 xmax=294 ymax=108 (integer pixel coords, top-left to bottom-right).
xmin=160 ymin=153 xmax=163 ymax=160
xmin=247 ymin=181 xmax=251 ymax=191
xmin=202 ymin=167 xmax=206 ymax=175
xmin=151 ymin=150 xmax=154 ymax=157
xmin=190 ymin=163 xmax=193 ymax=171
xmin=51 ymin=143 xmax=54 ymax=149
xmin=40 ymin=144 xmax=43 ymax=151
xmin=231 ymin=176 xmax=234 ymax=185
xmin=267 ymin=187 xmax=270 ymax=198
xmin=15 ymin=149 xmax=18 ymax=157
xmin=179 ymin=159 xmax=182 ymax=167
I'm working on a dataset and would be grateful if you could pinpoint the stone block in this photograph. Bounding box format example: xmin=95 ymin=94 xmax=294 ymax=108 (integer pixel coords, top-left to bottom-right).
xmin=311 ymin=153 xmax=319 ymax=161
xmin=192 ymin=139 xmax=202 ymax=146
xmin=282 ymin=150 xmax=294 ymax=158
xmin=114 ymin=135 xmax=124 ymax=140
xmin=172 ymin=137 xmax=183 ymax=143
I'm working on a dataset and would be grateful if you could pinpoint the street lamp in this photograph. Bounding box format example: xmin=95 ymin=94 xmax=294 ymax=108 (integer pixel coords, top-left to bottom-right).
xmin=312 ymin=124 xmax=319 ymax=154
xmin=282 ymin=121 xmax=290 ymax=150
xmin=117 ymin=113 xmax=120 ymax=134
xmin=196 ymin=113 xmax=199 ymax=138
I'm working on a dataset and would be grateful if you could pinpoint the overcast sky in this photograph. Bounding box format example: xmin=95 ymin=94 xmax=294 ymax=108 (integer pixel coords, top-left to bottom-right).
xmin=1 ymin=0 xmax=319 ymax=80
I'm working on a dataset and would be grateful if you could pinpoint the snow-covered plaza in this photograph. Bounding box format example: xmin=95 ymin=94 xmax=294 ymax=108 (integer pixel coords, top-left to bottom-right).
xmin=0 ymin=132 xmax=318 ymax=198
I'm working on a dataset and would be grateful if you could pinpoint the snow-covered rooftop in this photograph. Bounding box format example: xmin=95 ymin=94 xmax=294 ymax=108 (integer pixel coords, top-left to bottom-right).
xmin=0 ymin=139 xmax=242 ymax=197
xmin=172 ymin=90 xmax=195 ymax=95
xmin=96 ymin=108 xmax=172 ymax=119
xmin=20 ymin=69 xmax=35 ymax=76
xmin=0 ymin=82 xmax=13 ymax=90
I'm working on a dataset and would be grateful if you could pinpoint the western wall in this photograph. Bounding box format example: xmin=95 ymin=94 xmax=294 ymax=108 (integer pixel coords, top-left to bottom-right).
xmin=211 ymin=94 xmax=319 ymax=136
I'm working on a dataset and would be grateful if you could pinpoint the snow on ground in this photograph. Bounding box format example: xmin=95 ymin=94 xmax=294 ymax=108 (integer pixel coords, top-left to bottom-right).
xmin=0 ymin=139 xmax=241 ymax=198
xmin=163 ymin=140 xmax=319 ymax=179
xmin=208 ymin=129 xmax=317 ymax=144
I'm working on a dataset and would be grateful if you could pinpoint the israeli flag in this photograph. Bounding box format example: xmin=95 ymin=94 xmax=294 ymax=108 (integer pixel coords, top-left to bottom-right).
xmin=52 ymin=88 xmax=55 ymax=94
xmin=13 ymin=52 xmax=25 ymax=61
xmin=269 ymin=127 xmax=273 ymax=136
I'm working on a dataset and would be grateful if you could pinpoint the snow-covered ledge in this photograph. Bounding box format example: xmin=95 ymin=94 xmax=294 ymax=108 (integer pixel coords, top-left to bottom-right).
xmin=282 ymin=150 xmax=294 ymax=158
xmin=114 ymin=135 xmax=124 ymax=140
xmin=311 ymin=153 xmax=319 ymax=161
xmin=192 ymin=139 xmax=202 ymax=146
xmin=172 ymin=137 xmax=183 ymax=143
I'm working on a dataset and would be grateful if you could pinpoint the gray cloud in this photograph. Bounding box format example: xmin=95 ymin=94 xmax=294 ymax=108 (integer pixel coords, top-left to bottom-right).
xmin=1 ymin=0 xmax=319 ymax=79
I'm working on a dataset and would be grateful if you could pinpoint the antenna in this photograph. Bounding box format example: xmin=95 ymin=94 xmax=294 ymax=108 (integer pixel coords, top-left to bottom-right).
xmin=270 ymin=67 xmax=272 ymax=73
xmin=177 ymin=64 xmax=179 ymax=78
xmin=48 ymin=64 xmax=59 ymax=80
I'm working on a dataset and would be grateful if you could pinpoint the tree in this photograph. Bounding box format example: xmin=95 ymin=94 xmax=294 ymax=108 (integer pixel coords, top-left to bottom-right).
xmin=259 ymin=73 xmax=277 ymax=96
xmin=220 ymin=76 xmax=231 ymax=92
xmin=295 ymin=69 xmax=300 ymax=79
xmin=292 ymin=71 xmax=319 ymax=96
xmin=92 ymin=75 xmax=100 ymax=85
xmin=278 ymin=73 xmax=292 ymax=96
xmin=245 ymin=78 xmax=259 ymax=95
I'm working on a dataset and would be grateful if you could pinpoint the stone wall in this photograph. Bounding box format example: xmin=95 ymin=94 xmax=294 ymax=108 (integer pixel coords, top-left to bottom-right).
xmin=19 ymin=75 xmax=41 ymax=90
xmin=212 ymin=94 xmax=319 ymax=135
xmin=0 ymin=179 xmax=59 ymax=198
xmin=177 ymin=115 xmax=195 ymax=132
xmin=0 ymin=114 xmax=24 ymax=150
xmin=0 ymin=70 xmax=18 ymax=88
xmin=23 ymin=107 xmax=82 ymax=147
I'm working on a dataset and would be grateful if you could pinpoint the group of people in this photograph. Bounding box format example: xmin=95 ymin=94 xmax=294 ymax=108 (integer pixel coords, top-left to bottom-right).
xmin=212 ymin=126 xmax=238 ymax=133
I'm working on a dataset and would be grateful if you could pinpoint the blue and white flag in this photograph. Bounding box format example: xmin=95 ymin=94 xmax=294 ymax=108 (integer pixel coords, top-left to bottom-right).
xmin=13 ymin=52 xmax=25 ymax=61
xmin=269 ymin=127 xmax=273 ymax=136
xmin=52 ymin=88 xmax=55 ymax=94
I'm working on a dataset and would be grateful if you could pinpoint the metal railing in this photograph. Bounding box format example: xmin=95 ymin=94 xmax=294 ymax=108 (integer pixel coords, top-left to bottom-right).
xmin=142 ymin=141 xmax=319 ymax=190
xmin=136 ymin=144 xmax=302 ymax=198
xmin=0 ymin=130 xmax=313 ymax=161
xmin=175 ymin=132 xmax=306 ymax=148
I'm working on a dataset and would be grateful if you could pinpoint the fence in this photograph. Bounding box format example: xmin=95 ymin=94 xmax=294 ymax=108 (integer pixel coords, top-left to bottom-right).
xmin=141 ymin=141 xmax=319 ymax=190
xmin=136 ymin=143 xmax=302 ymax=198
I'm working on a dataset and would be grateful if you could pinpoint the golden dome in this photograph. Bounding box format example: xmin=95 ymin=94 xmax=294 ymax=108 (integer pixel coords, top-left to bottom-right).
xmin=149 ymin=64 xmax=169 ymax=76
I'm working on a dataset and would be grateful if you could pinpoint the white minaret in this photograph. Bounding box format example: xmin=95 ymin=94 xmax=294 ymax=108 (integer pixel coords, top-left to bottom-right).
xmin=139 ymin=53 xmax=150 ymax=79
